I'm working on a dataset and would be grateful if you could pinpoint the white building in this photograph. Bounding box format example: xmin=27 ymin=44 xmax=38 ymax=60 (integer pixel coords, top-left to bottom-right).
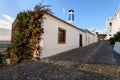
xmin=40 ymin=10 xmax=98 ymax=58
xmin=106 ymin=7 xmax=120 ymax=39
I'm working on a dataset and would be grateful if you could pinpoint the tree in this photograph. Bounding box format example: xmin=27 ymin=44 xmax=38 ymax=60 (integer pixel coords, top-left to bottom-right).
xmin=110 ymin=32 xmax=120 ymax=45
xmin=114 ymin=32 xmax=120 ymax=42
xmin=34 ymin=1 xmax=53 ymax=14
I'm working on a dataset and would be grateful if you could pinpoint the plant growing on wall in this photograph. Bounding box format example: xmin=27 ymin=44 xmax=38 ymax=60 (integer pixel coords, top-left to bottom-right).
xmin=10 ymin=11 xmax=44 ymax=64
xmin=8 ymin=2 xmax=52 ymax=64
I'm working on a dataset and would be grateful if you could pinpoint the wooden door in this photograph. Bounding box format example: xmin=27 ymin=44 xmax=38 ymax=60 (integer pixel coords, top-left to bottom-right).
xmin=79 ymin=34 xmax=82 ymax=47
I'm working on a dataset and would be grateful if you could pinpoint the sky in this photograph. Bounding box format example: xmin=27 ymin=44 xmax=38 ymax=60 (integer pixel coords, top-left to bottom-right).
xmin=0 ymin=0 xmax=120 ymax=40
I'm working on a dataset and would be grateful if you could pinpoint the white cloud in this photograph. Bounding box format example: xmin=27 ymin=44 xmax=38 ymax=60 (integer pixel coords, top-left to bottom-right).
xmin=0 ymin=15 xmax=15 ymax=40
xmin=0 ymin=14 xmax=15 ymax=30
xmin=3 ymin=15 xmax=15 ymax=23
xmin=89 ymin=27 xmax=106 ymax=34
xmin=62 ymin=8 xmax=66 ymax=13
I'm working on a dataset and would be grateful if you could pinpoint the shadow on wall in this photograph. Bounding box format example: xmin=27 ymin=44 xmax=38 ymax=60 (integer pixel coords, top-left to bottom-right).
xmin=114 ymin=42 xmax=120 ymax=54
xmin=113 ymin=50 xmax=120 ymax=66
xmin=113 ymin=42 xmax=120 ymax=66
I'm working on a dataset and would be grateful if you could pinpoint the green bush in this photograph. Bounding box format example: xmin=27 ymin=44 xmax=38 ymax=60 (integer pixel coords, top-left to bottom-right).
xmin=109 ymin=32 xmax=120 ymax=45
xmin=0 ymin=54 xmax=4 ymax=63
xmin=0 ymin=53 xmax=10 ymax=63
xmin=114 ymin=32 xmax=120 ymax=42
xmin=109 ymin=37 xmax=115 ymax=45
xmin=3 ymin=53 xmax=10 ymax=60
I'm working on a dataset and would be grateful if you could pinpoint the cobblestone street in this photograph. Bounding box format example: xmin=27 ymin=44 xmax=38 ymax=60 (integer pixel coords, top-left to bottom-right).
xmin=0 ymin=40 xmax=120 ymax=80
xmin=87 ymin=40 xmax=120 ymax=65
xmin=48 ymin=40 xmax=103 ymax=65
xmin=80 ymin=40 xmax=120 ymax=78
xmin=48 ymin=40 xmax=120 ymax=78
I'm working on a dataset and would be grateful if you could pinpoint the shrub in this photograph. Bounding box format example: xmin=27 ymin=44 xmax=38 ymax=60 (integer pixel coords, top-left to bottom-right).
xmin=0 ymin=54 xmax=4 ymax=63
xmin=0 ymin=53 xmax=10 ymax=63
xmin=109 ymin=32 xmax=120 ymax=45
xmin=3 ymin=53 xmax=10 ymax=60
xmin=114 ymin=32 xmax=120 ymax=42
xmin=109 ymin=37 xmax=115 ymax=45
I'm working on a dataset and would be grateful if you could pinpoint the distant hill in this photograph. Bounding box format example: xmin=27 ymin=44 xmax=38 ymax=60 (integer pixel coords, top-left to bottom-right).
xmin=0 ymin=41 xmax=10 ymax=48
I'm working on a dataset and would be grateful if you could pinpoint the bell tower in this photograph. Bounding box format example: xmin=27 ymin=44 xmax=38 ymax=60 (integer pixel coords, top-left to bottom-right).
xmin=68 ymin=10 xmax=74 ymax=24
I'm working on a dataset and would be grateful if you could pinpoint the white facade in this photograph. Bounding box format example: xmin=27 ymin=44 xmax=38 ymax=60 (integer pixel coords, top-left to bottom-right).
xmin=106 ymin=18 xmax=114 ymax=39
xmin=106 ymin=7 xmax=120 ymax=39
xmin=40 ymin=13 xmax=98 ymax=58
xmin=114 ymin=42 xmax=120 ymax=54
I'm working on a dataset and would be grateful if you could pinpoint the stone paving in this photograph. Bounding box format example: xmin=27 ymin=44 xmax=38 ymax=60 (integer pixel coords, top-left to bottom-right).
xmin=87 ymin=40 xmax=117 ymax=65
xmin=80 ymin=40 xmax=120 ymax=78
xmin=48 ymin=41 xmax=103 ymax=65
xmin=0 ymin=40 xmax=120 ymax=80
xmin=48 ymin=40 xmax=120 ymax=78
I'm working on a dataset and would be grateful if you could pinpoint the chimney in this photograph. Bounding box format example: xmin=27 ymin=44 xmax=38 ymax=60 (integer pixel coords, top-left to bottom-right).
xmin=68 ymin=10 xmax=74 ymax=24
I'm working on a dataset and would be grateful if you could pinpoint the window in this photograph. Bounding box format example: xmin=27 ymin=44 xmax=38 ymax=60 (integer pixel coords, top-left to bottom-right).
xmin=72 ymin=14 xmax=74 ymax=21
xmin=68 ymin=14 xmax=74 ymax=21
xmin=109 ymin=22 xmax=112 ymax=26
xmin=58 ymin=28 xmax=66 ymax=43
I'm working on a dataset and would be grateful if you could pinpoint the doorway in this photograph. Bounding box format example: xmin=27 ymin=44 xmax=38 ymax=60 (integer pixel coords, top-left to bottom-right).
xmin=79 ymin=34 xmax=82 ymax=47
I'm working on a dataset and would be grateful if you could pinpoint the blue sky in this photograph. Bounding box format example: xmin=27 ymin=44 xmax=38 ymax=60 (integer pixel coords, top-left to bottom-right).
xmin=0 ymin=0 xmax=120 ymax=40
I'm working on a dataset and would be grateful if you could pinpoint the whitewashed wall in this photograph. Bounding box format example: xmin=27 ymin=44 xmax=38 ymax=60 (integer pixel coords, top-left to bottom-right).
xmin=40 ymin=14 xmax=85 ymax=58
xmin=83 ymin=32 xmax=95 ymax=46
xmin=40 ymin=13 xmax=97 ymax=58
xmin=94 ymin=33 xmax=98 ymax=43
xmin=91 ymin=31 xmax=98 ymax=43
xmin=114 ymin=42 xmax=120 ymax=54
xmin=106 ymin=8 xmax=120 ymax=39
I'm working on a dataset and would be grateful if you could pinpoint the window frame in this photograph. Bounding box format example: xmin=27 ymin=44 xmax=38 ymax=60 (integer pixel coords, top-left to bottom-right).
xmin=58 ymin=28 xmax=66 ymax=44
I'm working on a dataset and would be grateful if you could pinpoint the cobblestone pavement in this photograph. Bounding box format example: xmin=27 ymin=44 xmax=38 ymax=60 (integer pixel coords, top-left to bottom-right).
xmin=87 ymin=40 xmax=118 ymax=65
xmin=0 ymin=61 xmax=117 ymax=80
xmin=80 ymin=40 xmax=120 ymax=78
xmin=0 ymin=40 xmax=120 ymax=80
xmin=48 ymin=40 xmax=120 ymax=78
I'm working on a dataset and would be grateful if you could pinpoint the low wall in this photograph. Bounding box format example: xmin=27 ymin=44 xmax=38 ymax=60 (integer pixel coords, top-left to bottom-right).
xmin=114 ymin=42 xmax=120 ymax=54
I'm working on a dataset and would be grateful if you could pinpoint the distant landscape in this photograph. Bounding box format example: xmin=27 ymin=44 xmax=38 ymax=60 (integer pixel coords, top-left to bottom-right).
xmin=0 ymin=41 xmax=10 ymax=54
xmin=0 ymin=41 xmax=10 ymax=48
